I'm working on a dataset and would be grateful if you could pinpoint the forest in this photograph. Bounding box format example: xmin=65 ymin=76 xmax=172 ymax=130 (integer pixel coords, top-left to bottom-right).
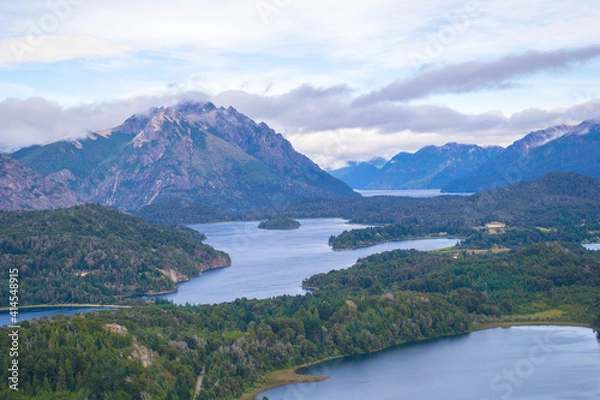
xmin=1 ymin=172 xmax=599 ymax=398
xmin=1 ymin=242 xmax=599 ymax=399
xmin=0 ymin=204 xmax=229 ymax=305
xmin=134 ymin=172 xmax=600 ymax=227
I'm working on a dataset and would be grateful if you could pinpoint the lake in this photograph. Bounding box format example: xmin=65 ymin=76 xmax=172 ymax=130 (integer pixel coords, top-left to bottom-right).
xmin=260 ymin=325 xmax=600 ymax=400
xmin=0 ymin=306 xmax=118 ymax=327
xmin=357 ymin=189 xmax=473 ymax=197
xmin=159 ymin=218 xmax=459 ymax=305
xmin=584 ymin=243 xmax=600 ymax=251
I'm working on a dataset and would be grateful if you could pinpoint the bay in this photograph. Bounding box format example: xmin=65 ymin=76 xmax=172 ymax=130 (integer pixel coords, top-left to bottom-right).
xmin=159 ymin=218 xmax=458 ymax=305
xmin=260 ymin=326 xmax=600 ymax=400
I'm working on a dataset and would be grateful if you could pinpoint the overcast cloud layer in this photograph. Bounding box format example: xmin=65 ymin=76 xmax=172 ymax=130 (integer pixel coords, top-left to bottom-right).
xmin=1 ymin=1 xmax=599 ymax=168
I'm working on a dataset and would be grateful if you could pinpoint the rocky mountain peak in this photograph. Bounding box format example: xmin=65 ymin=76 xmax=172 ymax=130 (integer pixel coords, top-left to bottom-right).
xmin=511 ymin=125 xmax=570 ymax=155
xmin=132 ymin=108 xmax=188 ymax=149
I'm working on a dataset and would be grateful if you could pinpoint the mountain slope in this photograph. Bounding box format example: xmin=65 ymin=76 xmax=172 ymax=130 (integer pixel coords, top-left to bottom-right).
xmin=331 ymin=143 xmax=502 ymax=189
xmin=11 ymin=102 xmax=358 ymax=211
xmin=443 ymin=120 xmax=600 ymax=192
xmin=0 ymin=154 xmax=82 ymax=210
xmin=329 ymin=160 xmax=383 ymax=189
xmin=369 ymin=143 xmax=503 ymax=189
xmin=177 ymin=102 xmax=356 ymax=197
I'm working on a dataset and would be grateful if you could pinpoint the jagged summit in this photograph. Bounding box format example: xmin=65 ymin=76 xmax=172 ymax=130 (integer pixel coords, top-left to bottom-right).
xmin=10 ymin=101 xmax=357 ymax=211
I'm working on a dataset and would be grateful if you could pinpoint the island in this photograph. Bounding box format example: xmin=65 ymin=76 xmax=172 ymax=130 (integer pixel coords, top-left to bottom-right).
xmin=258 ymin=217 xmax=301 ymax=230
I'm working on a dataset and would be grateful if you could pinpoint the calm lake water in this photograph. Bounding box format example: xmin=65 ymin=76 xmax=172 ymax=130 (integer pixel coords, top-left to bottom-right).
xmin=584 ymin=243 xmax=600 ymax=251
xmin=260 ymin=326 xmax=600 ymax=400
xmin=0 ymin=306 xmax=118 ymax=327
xmin=357 ymin=189 xmax=473 ymax=197
xmin=159 ymin=218 xmax=459 ymax=305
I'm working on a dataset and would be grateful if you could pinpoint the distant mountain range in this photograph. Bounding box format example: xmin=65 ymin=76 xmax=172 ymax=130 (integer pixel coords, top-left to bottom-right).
xmin=331 ymin=143 xmax=503 ymax=190
xmin=8 ymin=102 xmax=357 ymax=211
xmin=443 ymin=120 xmax=600 ymax=192
xmin=332 ymin=120 xmax=600 ymax=192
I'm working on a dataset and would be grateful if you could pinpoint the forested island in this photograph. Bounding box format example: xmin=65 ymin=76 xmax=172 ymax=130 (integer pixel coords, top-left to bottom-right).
xmin=258 ymin=218 xmax=301 ymax=230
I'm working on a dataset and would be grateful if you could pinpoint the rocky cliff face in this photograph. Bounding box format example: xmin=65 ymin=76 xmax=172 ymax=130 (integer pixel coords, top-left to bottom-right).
xmin=11 ymin=102 xmax=358 ymax=211
xmin=0 ymin=154 xmax=83 ymax=210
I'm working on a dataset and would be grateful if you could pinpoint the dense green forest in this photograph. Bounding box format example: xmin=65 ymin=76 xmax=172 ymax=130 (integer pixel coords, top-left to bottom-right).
xmin=305 ymin=243 xmax=600 ymax=322
xmin=326 ymin=173 xmax=600 ymax=250
xmin=2 ymin=242 xmax=599 ymax=399
xmin=133 ymin=172 xmax=600 ymax=227
xmin=330 ymin=224 xmax=600 ymax=250
xmin=257 ymin=218 xmax=301 ymax=230
xmin=0 ymin=204 xmax=229 ymax=305
xmin=329 ymin=224 xmax=472 ymax=250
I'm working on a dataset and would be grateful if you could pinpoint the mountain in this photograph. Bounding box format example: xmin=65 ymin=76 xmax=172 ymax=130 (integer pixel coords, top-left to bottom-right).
xmin=11 ymin=102 xmax=358 ymax=211
xmin=443 ymin=120 xmax=600 ymax=192
xmin=0 ymin=204 xmax=230 ymax=305
xmin=0 ymin=154 xmax=83 ymax=210
xmin=329 ymin=159 xmax=383 ymax=189
xmin=331 ymin=143 xmax=502 ymax=189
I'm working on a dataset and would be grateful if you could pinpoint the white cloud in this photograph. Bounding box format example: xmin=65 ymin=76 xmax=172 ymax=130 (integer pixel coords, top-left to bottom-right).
xmin=1 ymin=1 xmax=600 ymax=169
xmin=0 ymin=35 xmax=130 ymax=64
xmin=2 ymin=88 xmax=599 ymax=169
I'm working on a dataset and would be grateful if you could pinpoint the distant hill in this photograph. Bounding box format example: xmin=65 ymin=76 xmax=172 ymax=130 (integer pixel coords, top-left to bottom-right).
xmin=443 ymin=120 xmax=600 ymax=192
xmin=0 ymin=154 xmax=82 ymax=210
xmin=0 ymin=204 xmax=230 ymax=305
xmin=331 ymin=143 xmax=502 ymax=189
xmin=329 ymin=160 xmax=382 ymax=189
xmin=279 ymin=172 xmax=600 ymax=228
xmin=11 ymin=102 xmax=358 ymax=211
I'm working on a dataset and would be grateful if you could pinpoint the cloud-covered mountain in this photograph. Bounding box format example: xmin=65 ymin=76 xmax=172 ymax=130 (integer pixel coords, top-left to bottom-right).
xmin=0 ymin=154 xmax=83 ymax=210
xmin=331 ymin=144 xmax=502 ymax=190
xmin=10 ymin=102 xmax=357 ymax=211
xmin=443 ymin=120 xmax=600 ymax=192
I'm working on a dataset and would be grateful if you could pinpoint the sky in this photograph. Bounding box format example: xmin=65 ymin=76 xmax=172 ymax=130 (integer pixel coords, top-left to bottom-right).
xmin=1 ymin=0 xmax=600 ymax=169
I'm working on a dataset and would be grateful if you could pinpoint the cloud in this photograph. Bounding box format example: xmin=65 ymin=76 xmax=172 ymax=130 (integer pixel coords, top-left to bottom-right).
xmin=354 ymin=46 xmax=600 ymax=105
xmin=0 ymin=92 xmax=209 ymax=152
xmin=0 ymin=35 xmax=130 ymax=64
xmin=2 ymin=82 xmax=600 ymax=169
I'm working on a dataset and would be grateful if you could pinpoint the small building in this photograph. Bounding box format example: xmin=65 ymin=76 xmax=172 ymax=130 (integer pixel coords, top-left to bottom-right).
xmin=485 ymin=222 xmax=506 ymax=229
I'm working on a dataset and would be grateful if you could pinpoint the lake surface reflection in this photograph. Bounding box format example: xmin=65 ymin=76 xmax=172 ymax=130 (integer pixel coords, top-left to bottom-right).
xmin=260 ymin=326 xmax=600 ymax=400
xmin=160 ymin=219 xmax=458 ymax=305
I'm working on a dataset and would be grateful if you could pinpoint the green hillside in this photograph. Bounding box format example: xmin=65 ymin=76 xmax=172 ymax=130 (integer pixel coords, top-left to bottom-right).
xmin=0 ymin=204 xmax=230 ymax=305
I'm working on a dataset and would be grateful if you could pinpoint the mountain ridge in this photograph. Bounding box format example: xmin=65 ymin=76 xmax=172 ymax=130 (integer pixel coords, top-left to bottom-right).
xmin=10 ymin=102 xmax=358 ymax=211
xmin=443 ymin=120 xmax=600 ymax=192
xmin=331 ymin=143 xmax=502 ymax=189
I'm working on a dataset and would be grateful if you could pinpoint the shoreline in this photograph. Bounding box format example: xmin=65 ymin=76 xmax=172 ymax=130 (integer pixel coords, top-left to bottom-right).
xmin=331 ymin=236 xmax=462 ymax=251
xmin=240 ymin=320 xmax=597 ymax=400
xmin=238 ymin=358 xmax=335 ymax=400
xmin=0 ymin=303 xmax=130 ymax=312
